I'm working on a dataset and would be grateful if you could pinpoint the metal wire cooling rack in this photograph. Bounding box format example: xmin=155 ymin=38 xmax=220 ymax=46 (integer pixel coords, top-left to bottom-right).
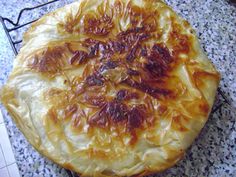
xmin=0 ymin=0 xmax=231 ymax=177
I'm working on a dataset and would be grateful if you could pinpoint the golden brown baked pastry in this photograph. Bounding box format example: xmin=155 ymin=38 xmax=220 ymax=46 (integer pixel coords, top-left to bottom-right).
xmin=0 ymin=0 xmax=220 ymax=176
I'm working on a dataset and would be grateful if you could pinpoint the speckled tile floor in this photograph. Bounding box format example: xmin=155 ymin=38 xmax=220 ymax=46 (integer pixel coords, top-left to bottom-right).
xmin=0 ymin=0 xmax=235 ymax=177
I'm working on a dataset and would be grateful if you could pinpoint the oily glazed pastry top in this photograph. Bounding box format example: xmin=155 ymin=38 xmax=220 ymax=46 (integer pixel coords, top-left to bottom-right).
xmin=0 ymin=0 xmax=220 ymax=176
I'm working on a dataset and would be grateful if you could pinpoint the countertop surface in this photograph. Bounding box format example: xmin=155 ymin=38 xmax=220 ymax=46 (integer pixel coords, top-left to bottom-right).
xmin=0 ymin=0 xmax=235 ymax=177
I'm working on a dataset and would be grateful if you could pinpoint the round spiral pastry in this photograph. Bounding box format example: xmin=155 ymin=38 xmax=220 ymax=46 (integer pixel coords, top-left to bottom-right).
xmin=0 ymin=0 xmax=220 ymax=176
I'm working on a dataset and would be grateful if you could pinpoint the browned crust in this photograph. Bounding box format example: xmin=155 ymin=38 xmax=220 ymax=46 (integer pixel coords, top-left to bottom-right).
xmin=0 ymin=0 xmax=220 ymax=176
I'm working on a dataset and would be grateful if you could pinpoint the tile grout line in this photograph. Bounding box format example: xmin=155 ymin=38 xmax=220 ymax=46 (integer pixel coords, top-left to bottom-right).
xmin=0 ymin=144 xmax=7 ymax=169
xmin=0 ymin=144 xmax=10 ymax=177
xmin=6 ymin=164 xmax=11 ymax=177
xmin=0 ymin=124 xmax=16 ymax=161
xmin=0 ymin=144 xmax=7 ymax=166
xmin=6 ymin=162 xmax=17 ymax=168
xmin=0 ymin=110 xmax=19 ymax=177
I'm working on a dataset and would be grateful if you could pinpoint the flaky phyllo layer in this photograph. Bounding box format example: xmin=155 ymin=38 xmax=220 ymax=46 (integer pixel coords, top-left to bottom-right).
xmin=0 ymin=0 xmax=220 ymax=176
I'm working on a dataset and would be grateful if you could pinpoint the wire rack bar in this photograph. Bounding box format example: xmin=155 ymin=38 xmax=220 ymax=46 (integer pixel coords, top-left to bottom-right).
xmin=8 ymin=19 xmax=38 ymax=32
xmin=0 ymin=0 xmax=60 ymax=55
xmin=0 ymin=17 xmax=18 ymax=54
xmin=6 ymin=0 xmax=60 ymax=27
xmin=0 ymin=1 xmax=231 ymax=177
